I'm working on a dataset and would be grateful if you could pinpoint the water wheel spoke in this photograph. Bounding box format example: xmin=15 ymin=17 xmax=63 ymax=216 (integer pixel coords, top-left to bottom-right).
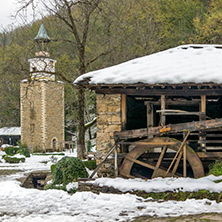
xmin=172 ymin=150 xmax=183 ymax=175
xmin=125 ymin=156 xmax=156 ymax=170
xmin=126 ymin=155 xmax=179 ymax=178
xmin=152 ymin=145 xmax=167 ymax=178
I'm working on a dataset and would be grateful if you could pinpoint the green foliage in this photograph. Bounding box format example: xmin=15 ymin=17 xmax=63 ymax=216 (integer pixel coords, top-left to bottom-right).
xmin=3 ymin=155 xmax=25 ymax=163
xmin=209 ymin=160 xmax=222 ymax=176
xmin=33 ymin=153 xmax=65 ymax=156
xmin=193 ymin=0 xmax=222 ymax=43
xmin=87 ymin=141 xmax=92 ymax=152
xmin=52 ymin=157 xmax=88 ymax=185
xmin=16 ymin=140 xmax=28 ymax=149
xmin=137 ymin=190 xmax=222 ymax=203
xmin=4 ymin=146 xmax=30 ymax=158
xmin=82 ymin=160 xmax=97 ymax=170
xmin=51 ymin=164 xmax=56 ymax=175
xmin=4 ymin=147 xmax=20 ymax=156
xmin=44 ymin=183 xmax=66 ymax=191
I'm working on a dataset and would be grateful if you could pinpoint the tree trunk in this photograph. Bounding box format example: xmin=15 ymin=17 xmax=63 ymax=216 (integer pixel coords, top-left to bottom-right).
xmin=77 ymin=87 xmax=86 ymax=159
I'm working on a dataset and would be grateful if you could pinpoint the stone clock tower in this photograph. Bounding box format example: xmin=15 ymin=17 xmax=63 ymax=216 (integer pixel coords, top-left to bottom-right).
xmin=20 ymin=23 xmax=64 ymax=152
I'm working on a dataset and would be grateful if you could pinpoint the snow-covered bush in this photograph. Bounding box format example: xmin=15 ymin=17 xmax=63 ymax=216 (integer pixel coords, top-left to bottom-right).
xmin=4 ymin=146 xmax=30 ymax=157
xmin=45 ymin=157 xmax=88 ymax=193
xmin=3 ymin=155 xmax=25 ymax=163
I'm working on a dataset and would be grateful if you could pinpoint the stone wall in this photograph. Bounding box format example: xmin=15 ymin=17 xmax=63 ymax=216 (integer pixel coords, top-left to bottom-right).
xmin=20 ymin=80 xmax=64 ymax=152
xmin=96 ymin=94 xmax=122 ymax=176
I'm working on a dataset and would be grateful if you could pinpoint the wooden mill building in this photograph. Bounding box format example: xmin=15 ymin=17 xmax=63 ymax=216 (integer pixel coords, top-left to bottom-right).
xmin=75 ymin=44 xmax=222 ymax=178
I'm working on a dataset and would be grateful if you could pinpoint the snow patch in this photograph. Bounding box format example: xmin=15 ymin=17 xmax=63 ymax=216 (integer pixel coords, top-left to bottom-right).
xmin=66 ymin=182 xmax=78 ymax=191
xmin=89 ymin=175 xmax=222 ymax=193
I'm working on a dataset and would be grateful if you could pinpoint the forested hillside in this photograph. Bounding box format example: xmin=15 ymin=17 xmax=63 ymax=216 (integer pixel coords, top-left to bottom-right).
xmin=0 ymin=0 xmax=221 ymax=136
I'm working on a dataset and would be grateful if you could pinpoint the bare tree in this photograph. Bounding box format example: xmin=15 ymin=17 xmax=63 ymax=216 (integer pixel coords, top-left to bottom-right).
xmin=16 ymin=0 xmax=111 ymax=158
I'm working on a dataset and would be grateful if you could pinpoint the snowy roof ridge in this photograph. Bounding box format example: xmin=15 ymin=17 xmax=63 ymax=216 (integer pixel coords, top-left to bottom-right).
xmin=0 ymin=127 xmax=21 ymax=136
xmin=74 ymin=44 xmax=222 ymax=85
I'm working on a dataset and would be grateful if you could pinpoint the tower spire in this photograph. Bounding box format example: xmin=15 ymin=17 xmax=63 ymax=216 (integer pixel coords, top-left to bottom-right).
xmin=34 ymin=22 xmax=51 ymax=57
xmin=28 ymin=22 xmax=56 ymax=81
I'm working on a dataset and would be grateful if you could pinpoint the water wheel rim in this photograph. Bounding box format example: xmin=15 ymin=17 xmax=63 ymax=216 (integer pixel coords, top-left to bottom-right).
xmin=120 ymin=137 xmax=204 ymax=179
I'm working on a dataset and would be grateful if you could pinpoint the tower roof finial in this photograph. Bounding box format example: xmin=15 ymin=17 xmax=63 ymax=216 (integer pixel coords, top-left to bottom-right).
xmin=34 ymin=22 xmax=50 ymax=41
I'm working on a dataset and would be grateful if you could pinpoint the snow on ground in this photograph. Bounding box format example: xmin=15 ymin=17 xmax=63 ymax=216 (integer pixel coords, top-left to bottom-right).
xmin=74 ymin=44 xmax=222 ymax=85
xmin=1 ymin=148 xmax=222 ymax=221
xmin=89 ymin=175 xmax=222 ymax=193
xmin=0 ymin=150 xmax=76 ymax=173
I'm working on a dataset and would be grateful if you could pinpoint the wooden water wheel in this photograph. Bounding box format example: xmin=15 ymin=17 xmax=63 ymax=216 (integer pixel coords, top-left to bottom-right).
xmin=119 ymin=137 xmax=204 ymax=179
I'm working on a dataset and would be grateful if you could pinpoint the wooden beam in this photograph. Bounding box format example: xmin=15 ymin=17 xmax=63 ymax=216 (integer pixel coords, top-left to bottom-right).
xmin=145 ymin=99 xmax=200 ymax=106
xmin=115 ymin=118 xmax=222 ymax=140
xmin=118 ymin=141 xmax=180 ymax=146
xmin=121 ymin=94 xmax=127 ymax=130
xmin=197 ymin=152 xmax=222 ymax=158
xmin=95 ymin=88 xmax=222 ymax=96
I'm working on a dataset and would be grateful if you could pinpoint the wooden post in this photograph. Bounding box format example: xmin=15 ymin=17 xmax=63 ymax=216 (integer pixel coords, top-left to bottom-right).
xmin=183 ymin=144 xmax=187 ymax=177
xmin=121 ymin=94 xmax=127 ymax=130
xmin=121 ymin=94 xmax=127 ymax=153
xmin=200 ymin=95 xmax=206 ymax=150
xmin=147 ymin=103 xmax=154 ymax=128
xmin=114 ymin=146 xmax=118 ymax=177
xmin=161 ymin=95 xmax=166 ymax=126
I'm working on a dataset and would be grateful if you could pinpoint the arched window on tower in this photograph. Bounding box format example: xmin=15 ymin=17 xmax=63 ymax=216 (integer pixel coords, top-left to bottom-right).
xmin=52 ymin=138 xmax=57 ymax=151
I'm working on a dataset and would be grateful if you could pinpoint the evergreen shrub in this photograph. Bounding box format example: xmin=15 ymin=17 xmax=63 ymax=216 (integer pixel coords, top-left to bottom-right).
xmin=83 ymin=160 xmax=97 ymax=170
xmin=4 ymin=146 xmax=30 ymax=157
xmin=3 ymin=155 xmax=25 ymax=163
xmin=51 ymin=156 xmax=88 ymax=185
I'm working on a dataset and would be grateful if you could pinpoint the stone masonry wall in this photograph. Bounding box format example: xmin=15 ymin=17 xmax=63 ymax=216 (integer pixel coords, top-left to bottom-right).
xmin=45 ymin=82 xmax=64 ymax=151
xmin=21 ymin=80 xmax=64 ymax=152
xmin=96 ymin=94 xmax=122 ymax=176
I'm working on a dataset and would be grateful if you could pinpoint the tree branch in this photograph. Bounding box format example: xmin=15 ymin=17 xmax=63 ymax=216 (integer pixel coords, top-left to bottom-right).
xmin=86 ymin=47 xmax=116 ymax=68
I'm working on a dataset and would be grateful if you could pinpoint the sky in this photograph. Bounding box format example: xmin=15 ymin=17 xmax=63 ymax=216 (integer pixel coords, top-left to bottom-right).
xmin=0 ymin=0 xmax=18 ymax=28
xmin=0 ymin=0 xmax=44 ymax=31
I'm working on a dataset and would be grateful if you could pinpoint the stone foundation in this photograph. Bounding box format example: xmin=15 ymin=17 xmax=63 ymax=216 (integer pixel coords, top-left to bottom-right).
xmin=96 ymin=94 xmax=122 ymax=177
xmin=21 ymin=170 xmax=51 ymax=189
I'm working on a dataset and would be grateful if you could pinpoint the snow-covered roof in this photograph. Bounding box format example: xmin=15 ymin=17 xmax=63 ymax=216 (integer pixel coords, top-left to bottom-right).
xmin=0 ymin=127 xmax=21 ymax=136
xmin=74 ymin=44 xmax=222 ymax=85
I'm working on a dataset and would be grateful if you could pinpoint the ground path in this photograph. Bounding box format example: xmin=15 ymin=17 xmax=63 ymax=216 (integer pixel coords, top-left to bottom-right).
xmin=0 ymin=152 xmax=222 ymax=221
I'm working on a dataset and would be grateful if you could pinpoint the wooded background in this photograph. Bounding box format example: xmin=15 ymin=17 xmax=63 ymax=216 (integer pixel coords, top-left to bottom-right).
xmin=0 ymin=0 xmax=221 ymax=140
